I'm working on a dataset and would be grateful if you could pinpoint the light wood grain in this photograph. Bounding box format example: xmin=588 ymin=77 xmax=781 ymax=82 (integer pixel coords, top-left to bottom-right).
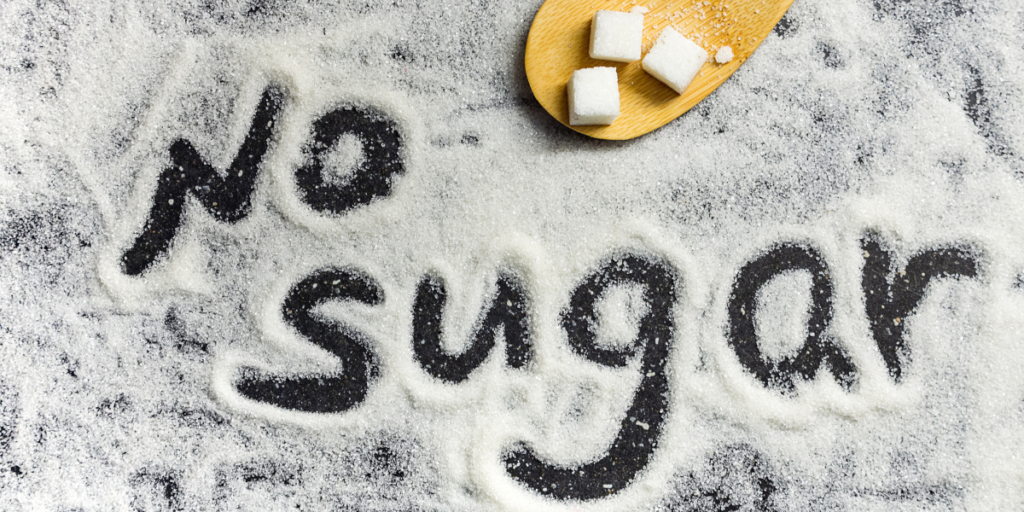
xmin=525 ymin=0 xmax=794 ymax=140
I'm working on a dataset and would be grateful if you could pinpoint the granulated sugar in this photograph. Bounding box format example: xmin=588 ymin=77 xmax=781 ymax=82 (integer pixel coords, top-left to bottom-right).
xmin=1 ymin=0 xmax=1023 ymax=510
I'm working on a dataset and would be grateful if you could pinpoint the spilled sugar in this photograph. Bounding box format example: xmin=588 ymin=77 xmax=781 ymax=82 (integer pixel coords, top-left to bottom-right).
xmin=754 ymin=270 xmax=812 ymax=362
xmin=317 ymin=132 xmax=367 ymax=187
xmin=0 ymin=0 xmax=1023 ymax=510
xmin=594 ymin=283 xmax=649 ymax=351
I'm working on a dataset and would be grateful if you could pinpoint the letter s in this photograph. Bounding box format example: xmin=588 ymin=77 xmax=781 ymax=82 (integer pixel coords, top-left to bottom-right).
xmin=235 ymin=268 xmax=383 ymax=413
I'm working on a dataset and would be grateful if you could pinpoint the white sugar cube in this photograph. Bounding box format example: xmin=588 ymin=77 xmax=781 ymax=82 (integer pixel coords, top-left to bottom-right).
xmin=567 ymin=67 xmax=619 ymax=126
xmin=641 ymin=28 xmax=708 ymax=94
xmin=589 ymin=10 xmax=644 ymax=63
xmin=715 ymin=46 xmax=734 ymax=64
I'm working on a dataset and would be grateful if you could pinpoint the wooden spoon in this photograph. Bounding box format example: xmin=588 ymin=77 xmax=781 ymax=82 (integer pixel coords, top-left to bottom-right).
xmin=524 ymin=0 xmax=794 ymax=140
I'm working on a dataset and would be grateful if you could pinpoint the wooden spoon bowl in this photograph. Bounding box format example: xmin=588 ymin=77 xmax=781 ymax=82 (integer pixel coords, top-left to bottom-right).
xmin=524 ymin=0 xmax=794 ymax=140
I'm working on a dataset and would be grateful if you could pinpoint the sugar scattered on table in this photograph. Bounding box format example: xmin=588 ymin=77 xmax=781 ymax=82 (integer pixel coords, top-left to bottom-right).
xmin=2 ymin=0 xmax=1024 ymax=509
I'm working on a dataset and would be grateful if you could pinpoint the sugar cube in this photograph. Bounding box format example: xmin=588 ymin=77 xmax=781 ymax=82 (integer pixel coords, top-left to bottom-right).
xmin=716 ymin=46 xmax=734 ymax=64
xmin=567 ymin=67 xmax=619 ymax=126
xmin=641 ymin=28 xmax=709 ymax=94
xmin=590 ymin=10 xmax=644 ymax=63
